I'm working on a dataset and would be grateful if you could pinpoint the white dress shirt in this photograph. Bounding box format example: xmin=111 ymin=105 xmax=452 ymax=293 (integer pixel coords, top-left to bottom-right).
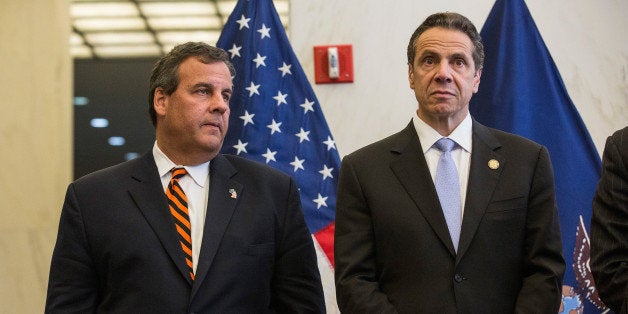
xmin=412 ymin=113 xmax=472 ymax=216
xmin=153 ymin=142 xmax=210 ymax=274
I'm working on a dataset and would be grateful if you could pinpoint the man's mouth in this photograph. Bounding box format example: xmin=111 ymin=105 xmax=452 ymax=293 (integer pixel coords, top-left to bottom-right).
xmin=431 ymin=90 xmax=455 ymax=96
xmin=201 ymin=121 xmax=221 ymax=129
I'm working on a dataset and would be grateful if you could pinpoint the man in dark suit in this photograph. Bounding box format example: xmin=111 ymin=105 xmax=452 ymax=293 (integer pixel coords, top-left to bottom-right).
xmin=46 ymin=42 xmax=325 ymax=313
xmin=591 ymin=126 xmax=628 ymax=314
xmin=334 ymin=12 xmax=565 ymax=313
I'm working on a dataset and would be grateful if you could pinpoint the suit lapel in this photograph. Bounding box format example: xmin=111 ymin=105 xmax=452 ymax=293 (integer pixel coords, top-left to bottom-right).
xmin=390 ymin=123 xmax=457 ymax=255
xmin=128 ymin=153 xmax=193 ymax=284
xmin=456 ymin=121 xmax=504 ymax=260
xmin=191 ymin=154 xmax=242 ymax=299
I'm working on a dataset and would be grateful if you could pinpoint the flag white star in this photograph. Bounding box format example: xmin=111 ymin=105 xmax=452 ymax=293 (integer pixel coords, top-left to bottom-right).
xmin=245 ymin=81 xmax=260 ymax=97
xmin=252 ymin=53 xmax=267 ymax=68
xmin=300 ymin=98 xmax=315 ymax=114
xmin=267 ymin=119 xmax=282 ymax=134
xmin=323 ymin=136 xmax=336 ymax=151
xmin=290 ymin=156 xmax=305 ymax=172
xmin=318 ymin=164 xmax=334 ymax=180
xmin=295 ymin=128 xmax=311 ymax=143
xmin=262 ymin=148 xmax=277 ymax=164
xmin=278 ymin=62 xmax=292 ymax=77
xmin=313 ymin=193 xmax=328 ymax=209
xmin=273 ymin=91 xmax=288 ymax=106
xmin=228 ymin=44 xmax=242 ymax=59
xmin=257 ymin=23 xmax=271 ymax=39
xmin=233 ymin=140 xmax=248 ymax=155
xmin=239 ymin=110 xmax=255 ymax=126
xmin=236 ymin=15 xmax=250 ymax=30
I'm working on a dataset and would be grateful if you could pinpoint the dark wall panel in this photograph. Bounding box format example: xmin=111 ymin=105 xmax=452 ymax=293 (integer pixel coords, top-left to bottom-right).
xmin=74 ymin=58 xmax=158 ymax=179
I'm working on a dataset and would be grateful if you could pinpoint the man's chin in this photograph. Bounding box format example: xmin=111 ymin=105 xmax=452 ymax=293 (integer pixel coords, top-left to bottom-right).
xmin=202 ymin=138 xmax=225 ymax=152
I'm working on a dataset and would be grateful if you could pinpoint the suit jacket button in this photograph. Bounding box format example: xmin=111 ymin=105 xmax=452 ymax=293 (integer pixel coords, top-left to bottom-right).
xmin=454 ymin=273 xmax=464 ymax=283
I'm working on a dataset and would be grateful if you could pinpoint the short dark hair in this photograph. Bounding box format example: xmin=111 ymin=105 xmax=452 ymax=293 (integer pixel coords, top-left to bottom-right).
xmin=148 ymin=42 xmax=236 ymax=126
xmin=407 ymin=12 xmax=484 ymax=71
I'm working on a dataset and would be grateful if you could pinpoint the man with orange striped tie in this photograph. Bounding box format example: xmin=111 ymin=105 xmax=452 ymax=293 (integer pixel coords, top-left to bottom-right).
xmin=46 ymin=42 xmax=325 ymax=313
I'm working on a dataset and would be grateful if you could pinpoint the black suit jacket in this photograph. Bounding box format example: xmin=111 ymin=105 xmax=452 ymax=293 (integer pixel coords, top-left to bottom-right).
xmin=591 ymin=126 xmax=628 ymax=314
xmin=46 ymin=152 xmax=325 ymax=313
xmin=335 ymin=120 xmax=565 ymax=313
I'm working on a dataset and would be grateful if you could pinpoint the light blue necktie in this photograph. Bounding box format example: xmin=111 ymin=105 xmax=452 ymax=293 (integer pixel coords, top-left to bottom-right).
xmin=434 ymin=138 xmax=462 ymax=252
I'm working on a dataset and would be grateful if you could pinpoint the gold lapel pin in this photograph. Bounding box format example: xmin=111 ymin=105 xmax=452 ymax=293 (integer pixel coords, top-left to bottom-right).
xmin=229 ymin=188 xmax=237 ymax=199
xmin=488 ymin=159 xmax=500 ymax=170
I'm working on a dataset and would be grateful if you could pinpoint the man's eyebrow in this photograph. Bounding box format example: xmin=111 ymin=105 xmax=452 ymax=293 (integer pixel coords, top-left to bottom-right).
xmin=189 ymin=82 xmax=214 ymax=90
xmin=418 ymin=49 xmax=438 ymax=56
xmin=450 ymin=52 xmax=469 ymax=59
xmin=190 ymin=82 xmax=232 ymax=94
xmin=191 ymin=82 xmax=211 ymax=89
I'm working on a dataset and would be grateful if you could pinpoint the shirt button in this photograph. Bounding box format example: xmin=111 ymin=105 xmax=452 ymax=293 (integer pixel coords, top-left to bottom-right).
xmin=454 ymin=273 xmax=464 ymax=283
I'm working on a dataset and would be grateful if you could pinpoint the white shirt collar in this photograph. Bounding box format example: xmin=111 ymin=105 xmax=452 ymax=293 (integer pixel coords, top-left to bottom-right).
xmin=412 ymin=112 xmax=473 ymax=153
xmin=152 ymin=142 xmax=210 ymax=188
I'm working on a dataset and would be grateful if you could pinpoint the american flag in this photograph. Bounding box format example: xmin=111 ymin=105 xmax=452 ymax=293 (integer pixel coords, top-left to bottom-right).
xmin=217 ymin=0 xmax=340 ymax=310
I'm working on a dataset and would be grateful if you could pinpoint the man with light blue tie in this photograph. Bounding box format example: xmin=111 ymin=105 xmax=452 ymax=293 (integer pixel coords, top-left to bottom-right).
xmin=334 ymin=12 xmax=565 ymax=313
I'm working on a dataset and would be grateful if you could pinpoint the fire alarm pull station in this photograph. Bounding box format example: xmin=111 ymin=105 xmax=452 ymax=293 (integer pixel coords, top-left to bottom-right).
xmin=313 ymin=44 xmax=354 ymax=84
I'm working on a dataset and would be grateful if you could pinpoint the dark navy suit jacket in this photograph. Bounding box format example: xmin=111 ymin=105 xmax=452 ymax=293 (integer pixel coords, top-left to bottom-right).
xmin=46 ymin=152 xmax=325 ymax=313
xmin=335 ymin=120 xmax=565 ymax=313
xmin=591 ymin=126 xmax=628 ymax=314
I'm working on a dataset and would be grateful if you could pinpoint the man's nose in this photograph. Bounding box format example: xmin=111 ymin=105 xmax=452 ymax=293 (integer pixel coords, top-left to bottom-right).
xmin=434 ymin=62 xmax=453 ymax=83
xmin=209 ymin=94 xmax=229 ymax=113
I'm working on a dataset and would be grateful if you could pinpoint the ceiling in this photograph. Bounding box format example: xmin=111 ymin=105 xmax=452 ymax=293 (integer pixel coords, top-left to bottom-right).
xmin=70 ymin=0 xmax=290 ymax=59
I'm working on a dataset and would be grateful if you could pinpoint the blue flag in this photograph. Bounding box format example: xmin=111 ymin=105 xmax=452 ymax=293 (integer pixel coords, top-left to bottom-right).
xmin=470 ymin=0 xmax=603 ymax=312
xmin=217 ymin=0 xmax=340 ymax=311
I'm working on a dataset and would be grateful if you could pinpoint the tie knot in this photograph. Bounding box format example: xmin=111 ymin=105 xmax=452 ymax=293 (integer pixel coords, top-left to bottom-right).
xmin=171 ymin=167 xmax=187 ymax=180
xmin=434 ymin=138 xmax=456 ymax=153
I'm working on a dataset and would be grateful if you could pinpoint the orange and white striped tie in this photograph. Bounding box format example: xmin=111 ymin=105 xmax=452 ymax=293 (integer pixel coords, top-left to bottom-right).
xmin=166 ymin=167 xmax=194 ymax=281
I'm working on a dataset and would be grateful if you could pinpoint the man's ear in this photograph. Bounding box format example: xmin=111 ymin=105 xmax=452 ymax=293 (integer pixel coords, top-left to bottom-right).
xmin=473 ymin=69 xmax=482 ymax=93
xmin=153 ymin=87 xmax=167 ymax=116
xmin=408 ymin=64 xmax=415 ymax=87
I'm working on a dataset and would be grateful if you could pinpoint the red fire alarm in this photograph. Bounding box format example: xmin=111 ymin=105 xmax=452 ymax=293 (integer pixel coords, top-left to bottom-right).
xmin=313 ymin=44 xmax=354 ymax=84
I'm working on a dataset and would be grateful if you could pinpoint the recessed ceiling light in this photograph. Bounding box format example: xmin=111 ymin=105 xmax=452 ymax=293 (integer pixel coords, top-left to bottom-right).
xmin=86 ymin=32 xmax=154 ymax=45
xmin=71 ymin=2 xmax=139 ymax=18
xmin=74 ymin=17 xmax=146 ymax=31
xmin=157 ymin=31 xmax=221 ymax=45
xmin=73 ymin=96 xmax=90 ymax=106
xmin=70 ymin=33 xmax=84 ymax=45
xmin=69 ymin=0 xmax=290 ymax=59
xmin=125 ymin=152 xmax=140 ymax=160
xmin=94 ymin=45 xmax=162 ymax=58
xmin=140 ymin=2 xmax=215 ymax=16
xmin=90 ymin=118 xmax=109 ymax=128
xmin=148 ymin=16 xmax=222 ymax=30
xmin=108 ymin=136 xmax=126 ymax=146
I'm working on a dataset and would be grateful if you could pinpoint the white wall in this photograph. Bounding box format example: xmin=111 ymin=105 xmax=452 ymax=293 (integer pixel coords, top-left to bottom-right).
xmin=0 ymin=0 xmax=72 ymax=313
xmin=290 ymin=0 xmax=628 ymax=158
